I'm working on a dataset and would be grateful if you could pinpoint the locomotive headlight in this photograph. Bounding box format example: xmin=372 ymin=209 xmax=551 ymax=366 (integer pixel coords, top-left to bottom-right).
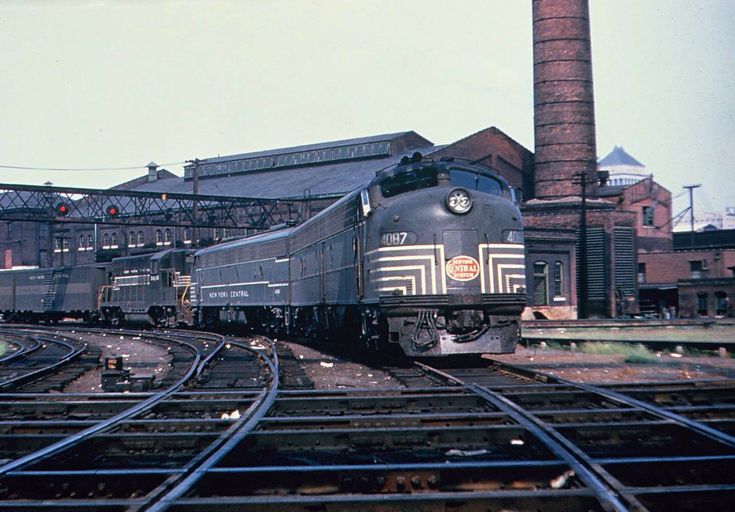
xmin=446 ymin=188 xmax=472 ymax=214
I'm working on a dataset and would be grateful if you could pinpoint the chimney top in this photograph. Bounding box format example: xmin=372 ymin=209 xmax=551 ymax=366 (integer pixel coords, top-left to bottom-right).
xmin=147 ymin=162 xmax=159 ymax=182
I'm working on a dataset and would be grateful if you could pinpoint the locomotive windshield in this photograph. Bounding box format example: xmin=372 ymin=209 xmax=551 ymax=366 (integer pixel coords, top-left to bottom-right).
xmin=449 ymin=169 xmax=503 ymax=196
xmin=380 ymin=167 xmax=438 ymax=197
xmin=377 ymin=163 xmax=510 ymax=200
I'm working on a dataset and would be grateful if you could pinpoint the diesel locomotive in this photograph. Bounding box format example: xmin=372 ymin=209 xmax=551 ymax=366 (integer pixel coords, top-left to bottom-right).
xmin=0 ymin=155 xmax=527 ymax=357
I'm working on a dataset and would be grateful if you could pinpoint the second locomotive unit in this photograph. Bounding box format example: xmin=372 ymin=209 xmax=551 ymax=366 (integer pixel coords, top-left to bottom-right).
xmin=193 ymin=154 xmax=526 ymax=356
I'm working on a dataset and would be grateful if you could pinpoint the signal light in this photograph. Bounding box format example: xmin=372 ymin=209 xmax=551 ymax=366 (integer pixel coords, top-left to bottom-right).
xmin=56 ymin=202 xmax=71 ymax=216
xmin=106 ymin=205 xmax=120 ymax=218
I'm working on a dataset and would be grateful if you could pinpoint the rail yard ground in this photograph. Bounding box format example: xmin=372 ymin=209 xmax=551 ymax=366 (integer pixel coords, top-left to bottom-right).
xmin=4 ymin=320 xmax=735 ymax=391
xmin=511 ymin=319 xmax=735 ymax=383
xmin=522 ymin=319 xmax=735 ymax=346
xmin=280 ymin=319 xmax=735 ymax=388
xmin=3 ymin=325 xmax=735 ymax=511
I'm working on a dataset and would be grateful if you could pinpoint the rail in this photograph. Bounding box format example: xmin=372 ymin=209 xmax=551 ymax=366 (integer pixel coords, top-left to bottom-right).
xmin=145 ymin=339 xmax=280 ymax=511
xmin=0 ymin=334 xmax=85 ymax=391
xmin=414 ymin=358 xmax=735 ymax=511
xmin=0 ymin=331 xmax=207 ymax=476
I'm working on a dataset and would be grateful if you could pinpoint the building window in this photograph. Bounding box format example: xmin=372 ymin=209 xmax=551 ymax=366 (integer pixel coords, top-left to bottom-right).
xmin=111 ymin=233 xmax=118 ymax=248
xmin=553 ymin=261 xmax=564 ymax=297
xmin=184 ymin=228 xmax=192 ymax=244
xmin=129 ymin=231 xmax=136 ymax=247
xmin=6 ymin=222 xmax=12 ymax=240
xmin=213 ymin=228 xmax=221 ymax=239
xmin=138 ymin=231 xmax=144 ymax=246
xmin=164 ymin=228 xmax=172 ymax=245
xmin=715 ymin=292 xmax=728 ymax=317
xmin=54 ymin=237 xmax=62 ymax=253
xmin=642 ymin=206 xmax=654 ymax=226
xmin=533 ymin=261 xmax=548 ymax=306
xmin=87 ymin=234 xmax=94 ymax=249
xmin=690 ymin=260 xmax=703 ymax=279
xmin=156 ymin=229 xmax=163 ymax=245
xmin=637 ymin=262 xmax=646 ymax=284
xmin=62 ymin=237 xmax=69 ymax=252
xmin=103 ymin=233 xmax=110 ymax=248
xmin=79 ymin=235 xmax=87 ymax=251
xmin=697 ymin=292 xmax=708 ymax=316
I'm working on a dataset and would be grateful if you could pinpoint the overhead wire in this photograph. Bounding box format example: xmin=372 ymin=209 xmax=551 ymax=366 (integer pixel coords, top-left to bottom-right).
xmin=0 ymin=161 xmax=186 ymax=172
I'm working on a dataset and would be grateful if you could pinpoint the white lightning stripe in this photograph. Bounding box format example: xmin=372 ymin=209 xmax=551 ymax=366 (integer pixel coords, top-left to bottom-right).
xmin=497 ymin=264 xmax=526 ymax=293
xmin=365 ymin=244 xmax=439 ymax=256
xmin=484 ymin=251 xmax=526 ymax=293
xmin=479 ymin=246 xmax=486 ymax=293
xmin=374 ymin=265 xmax=427 ymax=294
xmin=482 ymin=243 xmax=525 ymax=251
xmin=365 ymin=244 xmax=447 ymax=294
xmin=377 ymin=286 xmax=407 ymax=295
xmin=438 ymin=244 xmax=447 ymax=294
xmin=505 ymin=273 xmax=526 ymax=292
xmin=480 ymin=246 xmax=523 ymax=292
xmin=373 ymin=275 xmax=417 ymax=295
xmin=373 ymin=255 xmax=436 ymax=294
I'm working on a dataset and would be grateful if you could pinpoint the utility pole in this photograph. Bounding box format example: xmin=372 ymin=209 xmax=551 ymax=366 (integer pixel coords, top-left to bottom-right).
xmin=578 ymin=172 xmax=589 ymax=319
xmin=186 ymin=159 xmax=201 ymax=247
xmin=683 ymin=184 xmax=701 ymax=247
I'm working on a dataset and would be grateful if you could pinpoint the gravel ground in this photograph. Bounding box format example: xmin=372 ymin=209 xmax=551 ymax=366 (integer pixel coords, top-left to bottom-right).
xmin=281 ymin=340 xmax=399 ymax=389
xmin=284 ymin=339 xmax=735 ymax=387
xmin=62 ymin=330 xmax=735 ymax=393
xmin=65 ymin=332 xmax=172 ymax=393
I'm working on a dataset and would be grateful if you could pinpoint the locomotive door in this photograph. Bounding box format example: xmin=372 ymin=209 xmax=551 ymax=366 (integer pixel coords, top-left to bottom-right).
xmin=319 ymin=241 xmax=326 ymax=303
xmin=354 ymin=226 xmax=364 ymax=299
xmin=443 ymin=230 xmax=480 ymax=292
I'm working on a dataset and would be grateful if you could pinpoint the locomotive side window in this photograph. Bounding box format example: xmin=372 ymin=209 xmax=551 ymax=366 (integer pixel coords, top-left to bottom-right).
xmin=380 ymin=167 xmax=438 ymax=197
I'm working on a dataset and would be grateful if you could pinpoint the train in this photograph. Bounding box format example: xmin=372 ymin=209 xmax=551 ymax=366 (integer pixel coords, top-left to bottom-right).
xmin=0 ymin=155 xmax=527 ymax=357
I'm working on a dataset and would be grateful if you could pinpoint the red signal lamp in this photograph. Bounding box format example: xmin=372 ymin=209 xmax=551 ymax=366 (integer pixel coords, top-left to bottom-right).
xmin=56 ymin=202 xmax=71 ymax=216
xmin=106 ymin=205 xmax=120 ymax=218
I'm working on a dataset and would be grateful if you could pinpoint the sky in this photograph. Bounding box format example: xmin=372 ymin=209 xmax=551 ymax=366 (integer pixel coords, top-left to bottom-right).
xmin=0 ymin=0 xmax=733 ymax=223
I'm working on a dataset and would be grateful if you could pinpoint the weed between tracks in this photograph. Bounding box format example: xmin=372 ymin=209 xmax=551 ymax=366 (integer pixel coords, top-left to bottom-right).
xmin=579 ymin=342 xmax=658 ymax=364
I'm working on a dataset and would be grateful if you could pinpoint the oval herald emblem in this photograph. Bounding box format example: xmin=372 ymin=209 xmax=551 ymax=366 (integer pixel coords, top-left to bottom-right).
xmin=446 ymin=255 xmax=480 ymax=282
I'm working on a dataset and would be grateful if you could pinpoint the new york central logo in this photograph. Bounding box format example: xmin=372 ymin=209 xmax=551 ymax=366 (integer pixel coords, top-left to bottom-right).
xmin=446 ymin=255 xmax=480 ymax=282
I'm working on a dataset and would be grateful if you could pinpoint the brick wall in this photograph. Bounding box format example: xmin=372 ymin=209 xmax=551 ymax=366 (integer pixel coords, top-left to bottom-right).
xmin=428 ymin=127 xmax=534 ymax=199
xmin=639 ymin=249 xmax=735 ymax=284
xmin=678 ymin=278 xmax=735 ymax=318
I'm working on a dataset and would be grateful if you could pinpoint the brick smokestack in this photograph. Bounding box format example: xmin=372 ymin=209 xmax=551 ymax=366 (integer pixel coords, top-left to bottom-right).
xmin=532 ymin=0 xmax=598 ymax=199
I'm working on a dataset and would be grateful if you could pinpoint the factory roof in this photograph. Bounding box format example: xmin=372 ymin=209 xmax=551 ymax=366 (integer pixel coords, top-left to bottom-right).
xmin=124 ymin=131 xmax=441 ymax=199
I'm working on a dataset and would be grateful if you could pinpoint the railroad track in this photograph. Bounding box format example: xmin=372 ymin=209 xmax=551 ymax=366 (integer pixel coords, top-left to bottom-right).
xmin=0 ymin=329 xmax=99 ymax=393
xmin=1 ymin=331 xmax=734 ymax=511
xmin=0 ymin=328 xmax=282 ymax=510
xmin=406 ymin=358 xmax=735 ymax=511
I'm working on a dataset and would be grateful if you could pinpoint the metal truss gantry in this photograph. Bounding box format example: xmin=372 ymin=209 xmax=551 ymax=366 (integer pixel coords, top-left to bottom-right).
xmin=0 ymin=183 xmax=312 ymax=229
